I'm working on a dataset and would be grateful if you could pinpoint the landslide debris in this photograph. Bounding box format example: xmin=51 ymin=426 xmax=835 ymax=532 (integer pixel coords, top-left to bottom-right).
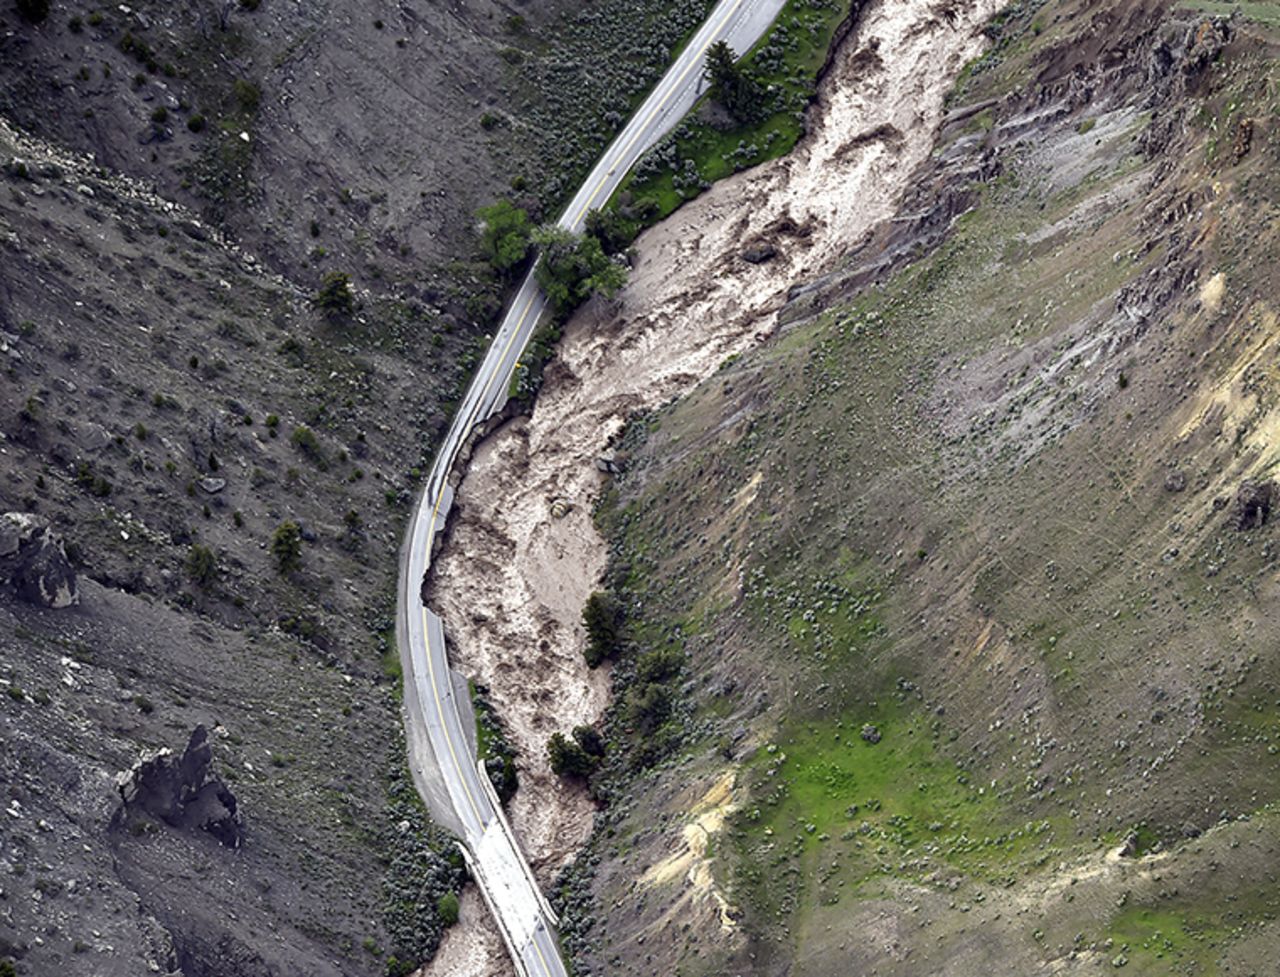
xmin=424 ymin=0 xmax=1003 ymax=967
xmin=521 ymin=2 xmax=1280 ymax=977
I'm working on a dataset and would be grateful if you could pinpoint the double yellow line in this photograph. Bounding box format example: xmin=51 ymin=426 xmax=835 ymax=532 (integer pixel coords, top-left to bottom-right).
xmin=420 ymin=605 xmax=485 ymax=829
xmin=567 ymin=0 xmax=752 ymax=227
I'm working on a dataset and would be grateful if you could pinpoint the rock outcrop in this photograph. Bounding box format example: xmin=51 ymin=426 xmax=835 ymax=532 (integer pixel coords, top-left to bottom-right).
xmin=0 ymin=511 xmax=78 ymax=607
xmin=1234 ymin=479 xmax=1273 ymax=531
xmin=117 ymin=726 xmax=243 ymax=849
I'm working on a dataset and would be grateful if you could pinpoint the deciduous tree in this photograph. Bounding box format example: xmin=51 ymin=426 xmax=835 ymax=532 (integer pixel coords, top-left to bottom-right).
xmin=478 ymin=200 xmax=533 ymax=275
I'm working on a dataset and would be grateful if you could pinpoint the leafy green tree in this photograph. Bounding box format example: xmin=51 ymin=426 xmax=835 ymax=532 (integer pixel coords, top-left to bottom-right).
xmin=533 ymin=226 xmax=627 ymax=316
xmin=627 ymin=681 xmax=673 ymax=735
xmin=270 ymin=520 xmax=303 ymax=574
xmin=581 ymin=590 xmax=624 ymax=667
xmin=313 ymin=271 xmax=355 ymax=316
xmin=636 ymin=646 xmax=683 ymax=685
xmin=584 ymin=207 xmax=631 ymax=255
xmin=572 ymin=724 xmax=605 ymax=758
xmin=185 ymin=544 xmax=218 ymax=588
xmin=703 ymin=40 xmax=765 ymax=123
xmin=547 ymin=731 xmax=598 ymax=779
xmin=478 ymin=200 xmax=533 ymax=275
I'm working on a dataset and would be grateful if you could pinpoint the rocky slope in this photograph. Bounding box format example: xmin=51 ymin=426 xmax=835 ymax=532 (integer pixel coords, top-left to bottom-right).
xmin=0 ymin=2 xmax=735 ymax=975
xmin=544 ymin=1 xmax=1280 ymax=975
xmin=425 ymin=0 xmax=1000 ymax=939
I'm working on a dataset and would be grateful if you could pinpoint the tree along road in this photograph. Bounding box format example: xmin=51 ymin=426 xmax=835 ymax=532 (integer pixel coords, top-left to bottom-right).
xmin=396 ymin=1 xmax=787 ymax=974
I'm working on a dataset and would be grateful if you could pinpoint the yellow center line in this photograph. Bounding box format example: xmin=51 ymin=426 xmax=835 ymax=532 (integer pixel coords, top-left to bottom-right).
xmin=417 ymin=6 xmax=762 ymax=964
xmin=472 ymin=291 xmax=540 ymax=420
xmin=420 ymin=604 xmax=485 ymax=830
xmin=462 ymin=0 xmax=754 ymax=429
xmin=530 ymin=925 xmax=553 ymax=977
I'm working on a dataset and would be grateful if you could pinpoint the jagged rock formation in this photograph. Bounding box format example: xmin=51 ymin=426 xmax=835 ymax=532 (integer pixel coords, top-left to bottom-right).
xmin=117 ymin=725 xmax=243 ymax=849
xmin=0 ymin=511 xmax=77 ymax=607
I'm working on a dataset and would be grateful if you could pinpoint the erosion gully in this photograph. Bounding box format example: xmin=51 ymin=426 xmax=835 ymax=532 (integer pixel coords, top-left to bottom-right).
xmin=421 ymin=0 xmax=1002 ymax=972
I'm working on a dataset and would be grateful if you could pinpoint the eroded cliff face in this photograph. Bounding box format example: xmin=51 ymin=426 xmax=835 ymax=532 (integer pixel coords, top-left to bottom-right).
xmin=440 ymin=1 xmax=1280 ymax=976
xmin=553 ymin=3 xmax=1280 ymax=976
xmin=423 ymin=0 xmax=1004 ymax=971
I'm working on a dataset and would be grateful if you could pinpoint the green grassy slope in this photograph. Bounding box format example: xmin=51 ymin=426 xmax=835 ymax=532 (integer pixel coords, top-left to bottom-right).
xmin=557 ymin=2 xmax=1280 ymax=975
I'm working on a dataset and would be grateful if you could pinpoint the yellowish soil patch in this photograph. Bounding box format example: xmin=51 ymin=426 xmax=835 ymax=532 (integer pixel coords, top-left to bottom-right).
xmin=1199 ymin=269 xmax=1226 ymax=314
xmin=642 ymin=770 xmax=740 ymax=930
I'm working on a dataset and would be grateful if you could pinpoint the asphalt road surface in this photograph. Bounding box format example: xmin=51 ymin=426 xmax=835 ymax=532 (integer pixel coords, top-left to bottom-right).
xmin=397 ymin=1 xmax=788 ymax=974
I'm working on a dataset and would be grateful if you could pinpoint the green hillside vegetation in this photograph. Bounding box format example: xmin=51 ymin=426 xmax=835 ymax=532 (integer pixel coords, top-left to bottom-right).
xmin=611 ymin=0 xmax=854 ymax=230
xmin=556 ymin=3 xmax=1280 ymax=975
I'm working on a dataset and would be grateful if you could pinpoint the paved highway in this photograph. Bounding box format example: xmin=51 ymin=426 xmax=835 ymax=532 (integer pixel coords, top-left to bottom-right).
xmin=396 ymin=1 xmax=787 ymax=974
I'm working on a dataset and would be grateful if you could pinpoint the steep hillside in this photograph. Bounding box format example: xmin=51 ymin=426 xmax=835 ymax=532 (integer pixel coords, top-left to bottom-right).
xmin=556 ymin=2 xmax=1280 ymax=975
xmin=0 ymin=1 xmax=734 ymax=976
xmin=0 ymin=0 xmax=722 ymax=296
xmin=0 ymin=114 xmax=470 ymax=976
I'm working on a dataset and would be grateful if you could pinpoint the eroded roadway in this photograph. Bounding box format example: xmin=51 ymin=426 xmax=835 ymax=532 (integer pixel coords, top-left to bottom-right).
xmin=396 ymin=2 xmax=788 ymax=974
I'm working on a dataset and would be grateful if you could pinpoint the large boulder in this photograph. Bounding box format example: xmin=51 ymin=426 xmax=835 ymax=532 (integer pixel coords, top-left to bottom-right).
xmin=1234 ymin=479 xmax=1273 ymax=531
xmin=0 ymin=512 xmax=78 ymax=607
xmin=116 ymin=726 xmax=243 ymax=848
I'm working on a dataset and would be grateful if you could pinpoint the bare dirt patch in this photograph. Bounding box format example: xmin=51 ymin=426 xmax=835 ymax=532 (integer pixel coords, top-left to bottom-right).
xmin=416 ymin=886 xmax=515 ymax=977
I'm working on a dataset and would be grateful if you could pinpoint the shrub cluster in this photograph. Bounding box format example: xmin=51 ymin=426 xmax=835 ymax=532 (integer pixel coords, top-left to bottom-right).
xmin=547 ymin=725 xmax=606 ymax=779
xmin=581 ymin=590 xmax=624 ymax=667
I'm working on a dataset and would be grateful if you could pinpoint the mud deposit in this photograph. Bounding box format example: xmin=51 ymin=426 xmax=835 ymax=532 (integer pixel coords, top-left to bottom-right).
xmin=422 ymin=0 xmax=1002 ymax=971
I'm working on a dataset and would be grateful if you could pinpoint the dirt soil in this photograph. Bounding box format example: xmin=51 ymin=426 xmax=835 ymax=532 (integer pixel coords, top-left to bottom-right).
xmin=425 ymin=0 xmax=1003 ymax=966
xmin=413 ymin=885 xmax=515 ymax=977
xmin=552 ymin=2 xmax=1280 ymax=974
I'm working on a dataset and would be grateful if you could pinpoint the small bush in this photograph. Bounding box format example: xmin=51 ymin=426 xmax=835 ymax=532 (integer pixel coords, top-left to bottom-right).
xmin=74 ymin=461 xmax=112 ymax=497
xmin=635 ymin=646 xmax=682 ymax=685
xmin=185 ymin=544 xmax=218 ymax=587
xmin=312 ymin=271 xmax=355 ymax=316
xmin=232 ymin=78 xmax=261 ymax=114
xmin=290 ymin=425 xmax=326 ymax=466
xmin=187 ymin=113 xmax=207 ymax=133
xmin=270 ymin=520 xmax=303 ymax=574
xmin=16 ymin=0 xmax=50 ymax=23
xmin=627 ymin=681 xmax=673 ymax=735
xmin=436 ymin=891 xmax=460 ymax=927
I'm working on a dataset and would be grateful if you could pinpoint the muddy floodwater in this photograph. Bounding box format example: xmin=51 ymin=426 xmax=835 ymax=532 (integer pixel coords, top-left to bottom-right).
xmin=421 ymin=0 xmax=1003 ymax=972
